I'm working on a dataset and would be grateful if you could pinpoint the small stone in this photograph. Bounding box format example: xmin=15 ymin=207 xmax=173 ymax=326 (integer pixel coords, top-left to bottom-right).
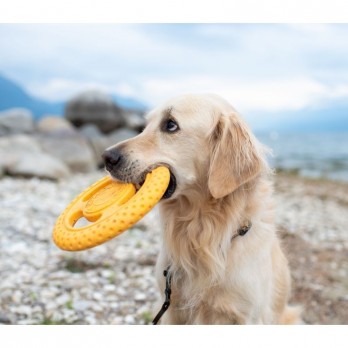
xmin=91 ymin=303 xmax=103 ymax=312
xmin=110 ymin=317 xmax=122 ymax=324
xmin=73 ymin=300 xmax=92 ymax=311
xmin=134 ymin=293 xmax=146 ymax=301
xmin=109 ymin=303 xmax=120 ymax=310
xmin=13 ymin=305 xmax=32 ymax=316
xmin=116 ymin=287 xmax=127 ymax=297
xmin=92 ymin=292 xmax=103 ymax=301
xmin=89 ymin=277 xmax=100 ymax=285
xmin=100 ymin=270 xmax=114 ymax=278
xmin=11 ymin=290 xmax=22 ymax=303
xmin=41 ymin=288 xmax=59 ymax=299
xmin=85 ymin=315 xmax=97 ymax=325
xmin=61 ymin=308 xmax=76 ymax=320
xmin=0 ymin=313 xmax=11 ymax=324
xmin=124 ymin=314 xmax=135 ymax=324
xmin=55 ymin=293 xmax=71 ymax=306
xmin=103 ymin=284 xmax=116 ymax=292
xmin=51 ymin=270 xmax=69 ymax=279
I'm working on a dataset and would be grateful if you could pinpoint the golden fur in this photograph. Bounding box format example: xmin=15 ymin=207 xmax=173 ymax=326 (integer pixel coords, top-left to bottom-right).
xmin=104 ymin=94 xmax=300 ymax=324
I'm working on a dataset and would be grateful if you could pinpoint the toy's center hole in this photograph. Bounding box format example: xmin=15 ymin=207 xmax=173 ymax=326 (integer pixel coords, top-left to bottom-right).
xmin=68 ymin=210 xmax=102 ymax=228
xmin=74 ymin=216 xmax=93 ymax=228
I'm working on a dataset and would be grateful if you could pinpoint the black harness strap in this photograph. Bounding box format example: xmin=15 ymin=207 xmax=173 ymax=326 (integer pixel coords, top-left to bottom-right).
xmin=152 ymin=221 xmax=252 ymax=325
xmin=152 ymin=267 xmax=172 ymax=325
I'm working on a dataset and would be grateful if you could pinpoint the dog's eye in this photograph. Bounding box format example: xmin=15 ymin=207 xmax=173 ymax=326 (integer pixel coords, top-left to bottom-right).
xmin=165 ymin=119 xmax=179 ymax=133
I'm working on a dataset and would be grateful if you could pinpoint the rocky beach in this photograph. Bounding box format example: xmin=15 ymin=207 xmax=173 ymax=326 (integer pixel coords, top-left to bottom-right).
xmin=0 ymin=171 xmax=347 ymax=325
xmin=0 ymin=90 xmax=347 ymax=325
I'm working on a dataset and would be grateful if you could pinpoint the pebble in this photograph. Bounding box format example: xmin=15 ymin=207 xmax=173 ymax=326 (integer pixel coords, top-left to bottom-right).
xmin=73 ymin=300 xmax=92 ymax=311
xmin=92 ymin=292 xmax=103 ymax=301
xmin=85 ymin=315 xmax=97 ymax=325
xmin=11 ymin=290 xmax=22 ymax=303
xmin=103 ymin=284 xmax=117 ymax=292
xmin=116 ymin=287 xmax=127 ymax=297
xmin=100 ymin=270 xmax=114 ymax=278
xmin=12 ymin=305 xmax=32 ymax=316
xmin=134 ymin=293 xmax=147 ymax=301
xmin=124 ymin=314 xmax=135 ymax=324
xmin=0 ymin=313 xmax=12 ymax=324
xmin=55 ymin=293 xmax=71 ymax=306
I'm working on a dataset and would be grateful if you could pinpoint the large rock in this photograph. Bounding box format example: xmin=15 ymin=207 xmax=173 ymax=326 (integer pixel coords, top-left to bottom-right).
xmin=122 ymin=110 xmax=146 ymax=132
xmin=0 ymin=135 xmax=70 ymax=180
xmin=78 ymin=124 xmax=103 ymax=139
xmin=0 ymin=163 xmax=4 ymax=178
xmin=0 ymin=135 xmax=42 ymax=168
xmin=88 ymin=128 xmax=138 ymax=166
xmin=0 ymin=108 xmax=34 ymax=136
xmin=108 ymin=128 xmax=138 ymax=146
xmin=7 ymin=152 xmax=70 ymax=180
xmin=36 ymin=116 xmax=76 ymax=135
xmin=38 ymin=134 xmax=97 ymax=172
xmin=65 ymin=90 xmax=125 ymax=133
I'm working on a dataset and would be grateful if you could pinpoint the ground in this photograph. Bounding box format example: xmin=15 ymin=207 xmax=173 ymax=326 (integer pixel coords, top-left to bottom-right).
xmin=275 ymin=174 xmax=348 ymax=325
xmin=0 ymin=171 xmax=347 ymax=324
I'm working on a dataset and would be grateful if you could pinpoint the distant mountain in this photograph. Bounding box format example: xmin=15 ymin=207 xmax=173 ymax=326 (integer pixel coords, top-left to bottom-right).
xmin=0 ymin=74 xmax=148 ymax=119
xmin=112 ymin=95 xmax=148 ymax=112
xmin=0 ymin=75 xmax=64 ymax=118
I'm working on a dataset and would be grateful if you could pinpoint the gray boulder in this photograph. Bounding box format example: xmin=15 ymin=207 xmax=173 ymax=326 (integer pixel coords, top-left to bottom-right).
xmin=78 ymin=124 xmax=103 ymax=139
xmin=0 ymin=135 xmax=70 ymax=180
xmin=7 ymin=152 xmax=70 ymax=180
xmin=0 ymin=135 xmax=42 ymax=169
xmin=65 ymin=90 xmax=125 ymax=133
xmin=38 ymin=134 xmax=97 ymax=172
xmin=88 ymin=128 xmax=138 ymax=166
xmin=36 ymin=116 xmax=76 ymax=135
xmin=108 ymin=128 xmax=138 ymax=146
xmin=122 ymin=110 xmax=146 ymax=132
xmin=0 ymin=108 xmax=34 ymax=136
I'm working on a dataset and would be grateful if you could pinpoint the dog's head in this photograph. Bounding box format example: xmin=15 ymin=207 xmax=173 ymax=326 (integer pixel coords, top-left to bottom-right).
xmin=103 ymin=94 xmax=266 ymax=200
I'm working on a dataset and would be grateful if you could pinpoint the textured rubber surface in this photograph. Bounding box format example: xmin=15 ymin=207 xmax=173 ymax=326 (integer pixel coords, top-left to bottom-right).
xmin=53 ymin=167 xmax=170 ymax=251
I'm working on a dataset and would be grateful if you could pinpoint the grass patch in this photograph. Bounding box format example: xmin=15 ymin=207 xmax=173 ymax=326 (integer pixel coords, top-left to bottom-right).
xmin=102 ymin=261 xmax=111 ymax=268
xmin=108 ymin=272 xmax=116 ymax=284
xmin=141 ymin=311 xmax=153 ymax=325
xmin=30 ymin=292 xmax=38 ymax=301
xmin=39 ymin=317 xmax=71 ymax=325
xmin=64 ymin=258 xmax=102 ymax=273
xmin=135 ymin=223 xmax=148 ymax=232
xmin=65 ymin=300 xmax=73 ymax=310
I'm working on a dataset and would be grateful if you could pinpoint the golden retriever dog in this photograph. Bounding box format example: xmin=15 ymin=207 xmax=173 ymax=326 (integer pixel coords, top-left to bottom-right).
xmin=103 ymin=94 xmax=300 ymax=324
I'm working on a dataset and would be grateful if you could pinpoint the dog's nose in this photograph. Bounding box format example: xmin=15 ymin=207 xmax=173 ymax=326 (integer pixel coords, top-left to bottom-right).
xmin=102 ymin=149 xmax=123 ymax=171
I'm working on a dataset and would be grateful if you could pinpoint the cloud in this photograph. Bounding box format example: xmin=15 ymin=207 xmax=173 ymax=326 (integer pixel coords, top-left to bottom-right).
xmin=1 ymin=23 xmax=348 ymax=117
xmin=28 ymin=73 xmax=348 ymax=117
xmin=139 ymin=75 xmax=348 ymax=113
xmin=28 ymin=78 xmax=138 ymax=101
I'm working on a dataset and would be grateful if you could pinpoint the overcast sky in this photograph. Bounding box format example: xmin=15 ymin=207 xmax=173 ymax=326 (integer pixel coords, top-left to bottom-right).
xmin=1 ymin=24 xmax=348 ymax=117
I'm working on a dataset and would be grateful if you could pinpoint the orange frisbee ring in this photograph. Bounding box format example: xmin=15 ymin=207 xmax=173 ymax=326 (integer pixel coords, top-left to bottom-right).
xmin=53 ymin=166 xmax=170 ymax=251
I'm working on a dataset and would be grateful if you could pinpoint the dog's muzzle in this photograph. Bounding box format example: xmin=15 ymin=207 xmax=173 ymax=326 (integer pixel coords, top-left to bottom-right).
xmin=102 ymin=149 xmax=177 ymax=199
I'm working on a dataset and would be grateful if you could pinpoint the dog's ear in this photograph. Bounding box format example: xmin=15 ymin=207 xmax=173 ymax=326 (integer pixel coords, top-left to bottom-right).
xmin=208 ymin=114 xmax=263 ymax=199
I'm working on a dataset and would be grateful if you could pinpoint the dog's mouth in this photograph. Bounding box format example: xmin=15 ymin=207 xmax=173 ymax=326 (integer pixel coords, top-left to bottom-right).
xmin=162 ymin=171 xmax=177 ymax=199
xmin=137 ymin=167 xmax=177 ymax=200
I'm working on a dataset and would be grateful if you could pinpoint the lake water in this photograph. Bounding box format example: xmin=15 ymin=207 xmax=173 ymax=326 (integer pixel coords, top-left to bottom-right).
xmin=256 ymin=132 xmax=348 ymax=182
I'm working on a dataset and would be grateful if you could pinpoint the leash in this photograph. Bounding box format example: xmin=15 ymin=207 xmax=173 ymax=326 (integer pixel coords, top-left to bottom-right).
xmin=152 ymin=221 xmax=252 ymax=325
xmin=152 ymin=266 xmax=172 ymax=325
